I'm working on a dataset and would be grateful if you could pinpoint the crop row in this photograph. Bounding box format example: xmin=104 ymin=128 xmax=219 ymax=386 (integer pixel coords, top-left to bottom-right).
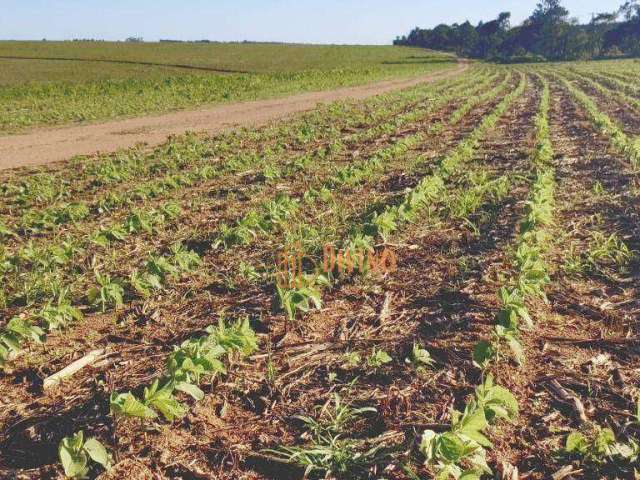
xmin=274 ymin=66 xmax=524 ymax=403
xmin=0 ymin=69 xmax=497 ymax=247
xmin=32 ymin=63 xmax=640 ymax=479
xmin=0 ymin=83 xmax=460 ymax=312
xmin=264 ymin=72 xmax=529 ymax=479
xmin=420 ymin=73 xmax=551 ymax=479
xmin=568 ymin=68 xmax=640 ymax=111
xmin=555 ymin=73 xmax=640 ymax=168
xmin=271 ymin=73 xmax=525 ymax=324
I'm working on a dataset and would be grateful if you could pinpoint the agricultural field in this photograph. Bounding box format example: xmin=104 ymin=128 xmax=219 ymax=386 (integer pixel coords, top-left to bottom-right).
xmin=0 ymin=42 xmax=455 ymax=132
xmin=0 ymin=57 xmax=639 ymax=480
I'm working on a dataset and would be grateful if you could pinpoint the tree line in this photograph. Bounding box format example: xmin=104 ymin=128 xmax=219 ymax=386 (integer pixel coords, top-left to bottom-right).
xmin=394 ymin=0 xmax=640 ymax=62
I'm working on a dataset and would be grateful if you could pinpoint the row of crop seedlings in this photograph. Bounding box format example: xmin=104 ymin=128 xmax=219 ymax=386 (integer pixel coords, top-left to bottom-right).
xmin=422 ymin=71 xmax=638 ymax=478
xmin=267 ymin=73 xmax=528 ymax=476
xmin=0 ymin=67 xmax=489 ymax=219
xmin=7 ymin=70 xmax=498 ymax=272
xmin=0 ymin=238 xmax=201 ymax=367
xmin=0 ymin=69 xmax=493 ymax=245
xmin=510 ymin=73 xmax=640 ymax=472
xmin=554 ymin=70 xmax=640 ymax=469
xmin=417 ymin=74 xmax=550 ymax=479
xmin=568 ymin=68 xmax=640 ymax=112
xmin=578 ymin=69 xmax=640 ymax=96
xmin=0 ymin=88 xmax=376 ymax=216
xmin=347 ymin=73 xmax=526 ymax=259
xmin=0 ymin=73 xmax=500 ymax=370
xmin=346 ymin=68 xmax=496 ymax=143
xmin=6 ymin=69 xmax=500 ymax=426
xmin=202 ymin=71 xmax=515 ymax=325
xmin=554 ymin=73 xmax=640 ymax=168
xmin=0 ymin=88 xmax=415 ymax=233
xmin=4 ymin=68 xmax=496 ymax=242
xmin=562 ymin=68 xmax=640 ymax=120
xmin=53 ymin=68 xmax=513 ymax=478
xmin=599 ymin=66 xmax=640 ymax=85
xmin=65 ymin=69 xmax=498 ymax=225
xmin=0 ymin=91 xmax=374 ymax=209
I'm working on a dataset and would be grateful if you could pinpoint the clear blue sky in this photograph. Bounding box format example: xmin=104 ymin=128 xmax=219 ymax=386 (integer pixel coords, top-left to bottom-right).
xmin=0 ymin=0 xmax=622 ymax=45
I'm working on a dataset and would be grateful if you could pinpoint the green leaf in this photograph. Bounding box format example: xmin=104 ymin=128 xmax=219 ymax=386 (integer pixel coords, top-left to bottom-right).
xmin=143 ymin=380 xmax=187 ymax=421
xmin=438 ymin=432 xmax=469 ymax=462
xmin=0 ymin=332 xmax=22 ymax=352
xmin=408 ymin=343 xmax=434 ymax=367
xmin=59 ymin=433 xmax=90 ymax=479
xmin=507 ymin=335 xmax=525 ymax=366
xmin=436 ymin=464 xmax=462 ymax=480
xmin=468 ymin=448 xmax=492 ymax=475
xmin=566 ymin=432 xmax=588 ymax=453
xmin=175 ymin=381 xmax=205 ymax=401
xmin=87 ymin=287 xmax=100 ymax=305
xmin=367 ymin=348 xmax=392 ymax=368
xmin=594 ymin=427 xmax=616 ymax=455
xmin=59 ymin=446 xmax=89 ymax=478
xmin=110 ymin=392 xmax=157 ymax=419
xmin=83 ymin=438 xmax=112 ymax=470
xmin=420 ymin=430 xmax=437 ymax=461
xmin=457 ymin=407 xmax=491 ymax=448
xmin=460 ymin=471 xmax=482 ymax=480
xmin=472 ymin=340 xmax=494 ymax=368
xmin=458 ymin=407 xmax=487 ymax=435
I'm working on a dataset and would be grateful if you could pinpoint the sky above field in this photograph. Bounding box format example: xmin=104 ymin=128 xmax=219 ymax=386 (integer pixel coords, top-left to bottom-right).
xmin=1 ymin=0 xmax=622 ymax=44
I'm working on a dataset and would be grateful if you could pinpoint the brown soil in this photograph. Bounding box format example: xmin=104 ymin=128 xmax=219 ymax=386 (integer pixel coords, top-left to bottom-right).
xmin=0 ymin=62 xmax=468 ymax=171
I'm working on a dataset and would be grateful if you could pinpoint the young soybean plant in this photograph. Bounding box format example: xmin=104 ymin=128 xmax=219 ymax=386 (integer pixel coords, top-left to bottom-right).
xmin=0 ymin=317 xmax=45 ymax=368
xmin=87 ymin=270 xmax=124 ymax=312
xmin=420 ymin=375 xmax=519 ymax=480
xmin=275 ymin=273 xmax=328 ymax=326
xmin=563 ymin=423 xmax=640 ymax=474
xmin=58 ymin=431 xmax=112 ymax=479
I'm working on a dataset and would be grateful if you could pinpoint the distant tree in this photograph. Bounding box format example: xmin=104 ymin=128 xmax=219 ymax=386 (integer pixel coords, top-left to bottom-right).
xmin=125 ymin=37 xmax=144 ymax=43
xmin=454 ymin=21 xmax=479 ymax=56
xmin=523 ymin=0 xmax=571 ymax=59
xmin=530 ymin=0 xmax=569 ymax=24
xmin=474 ymin=12 xmax=511 ymax=58
xmin=392 ymin=0 xmax=640 ymax=62
xmin=604 ymin=1 xmax=640 ymax=55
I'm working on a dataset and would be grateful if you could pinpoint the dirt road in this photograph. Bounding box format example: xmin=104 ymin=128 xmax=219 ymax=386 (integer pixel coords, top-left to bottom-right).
xmin=0 ymin=62 xmax=468 ymax=170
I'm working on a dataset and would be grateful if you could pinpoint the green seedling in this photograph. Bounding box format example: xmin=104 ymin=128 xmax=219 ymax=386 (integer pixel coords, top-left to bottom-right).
xmin=58 ymin=431 xmax=112 ymax=479
xmin=87 ymin=271 xmax=124 ymax=312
